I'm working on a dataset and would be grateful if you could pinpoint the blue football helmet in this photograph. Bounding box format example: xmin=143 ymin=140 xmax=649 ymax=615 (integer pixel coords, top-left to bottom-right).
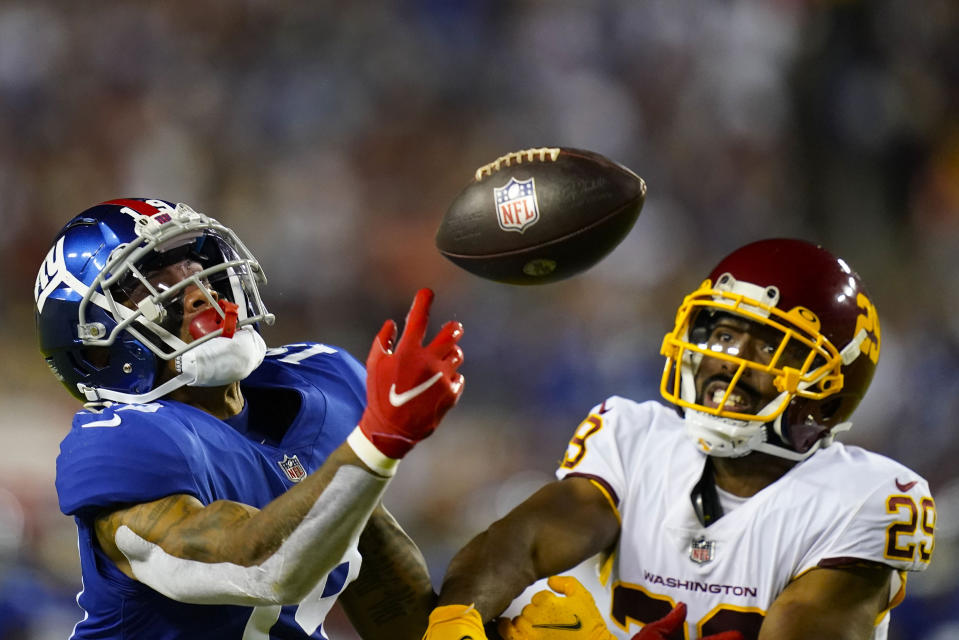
xmin=35 ymin=198 xmax=274 ymax=404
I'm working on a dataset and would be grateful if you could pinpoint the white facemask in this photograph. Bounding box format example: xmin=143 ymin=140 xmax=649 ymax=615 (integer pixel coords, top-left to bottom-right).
xmin=176 ymin=326 xmax=267 ymax=387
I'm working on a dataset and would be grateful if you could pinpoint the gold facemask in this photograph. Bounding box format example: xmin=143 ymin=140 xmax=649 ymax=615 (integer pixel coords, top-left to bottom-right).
xmin=660 ymin=276 xmax=846 ymax=423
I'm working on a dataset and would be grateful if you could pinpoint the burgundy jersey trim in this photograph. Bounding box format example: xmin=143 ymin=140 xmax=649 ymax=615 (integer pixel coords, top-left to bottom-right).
xmin=566 ymin=472 xmax=620 ymax=507
xmin=818 ymin=556 xmax=890 ymax=570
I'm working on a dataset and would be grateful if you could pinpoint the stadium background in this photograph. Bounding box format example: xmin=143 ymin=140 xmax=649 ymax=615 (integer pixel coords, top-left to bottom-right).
xmin=0 ymin=1 xmax=956 ymax=638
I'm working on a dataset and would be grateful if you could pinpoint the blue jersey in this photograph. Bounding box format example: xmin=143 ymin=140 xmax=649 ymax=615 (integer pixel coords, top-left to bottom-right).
xmin=55 ymin=343 xmax=367 ymax=639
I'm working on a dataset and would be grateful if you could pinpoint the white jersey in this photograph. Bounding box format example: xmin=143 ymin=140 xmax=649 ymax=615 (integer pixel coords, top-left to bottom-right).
xmin=555 ymin=397 xmax=935 ymax=640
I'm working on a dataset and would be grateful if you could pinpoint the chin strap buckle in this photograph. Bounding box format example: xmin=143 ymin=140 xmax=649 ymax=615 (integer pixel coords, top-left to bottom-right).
xmin=820 ymin=421 xmax=853 ymax=448
xmin=77 ymin=383 xmax=101 ymax=401
xmin=840 ymin=328 xmax=868 ymax=365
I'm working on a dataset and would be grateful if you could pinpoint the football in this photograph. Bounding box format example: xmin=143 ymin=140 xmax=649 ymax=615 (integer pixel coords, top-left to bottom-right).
xmin=435 ymin=147 xmax=646 ymax=285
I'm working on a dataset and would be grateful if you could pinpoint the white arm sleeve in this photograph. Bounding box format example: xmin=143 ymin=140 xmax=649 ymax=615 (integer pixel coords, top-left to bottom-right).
xmin=115 ymin=463 xmax=388 ymax=607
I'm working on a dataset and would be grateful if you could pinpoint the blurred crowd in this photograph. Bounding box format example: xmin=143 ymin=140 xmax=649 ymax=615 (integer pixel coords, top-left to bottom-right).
xmin=0 ymin=1 xmax=956 ymax=638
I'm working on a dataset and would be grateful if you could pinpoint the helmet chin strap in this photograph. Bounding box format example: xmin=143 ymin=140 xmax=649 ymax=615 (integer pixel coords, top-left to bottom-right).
xmin=684 ymin=401 xmax=853 ymax=462
xmin=79 ymin=372 xmax=197 ymax=406
xmin=684 ymin=410 xmax=765 ymax=457
xmin=78 ymin=327 xmax=266 ymax=407
xmin=751 ymin=420 xmax=853 ymax=461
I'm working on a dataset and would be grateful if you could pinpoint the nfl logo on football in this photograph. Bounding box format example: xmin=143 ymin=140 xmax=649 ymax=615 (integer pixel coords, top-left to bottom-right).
xmin=277 ymin=454 xmax=307 ymax=483
xmin=493 ymin=177 xmax=540 ymax=233
xmin=689 ymin=537 xmax=715 ymax=565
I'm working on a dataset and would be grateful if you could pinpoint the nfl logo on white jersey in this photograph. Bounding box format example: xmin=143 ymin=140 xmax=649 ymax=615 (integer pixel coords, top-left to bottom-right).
xmin=689 ymin=537 xmax=715 ymax=565
xmin=493 ymin=177 xmax=540 ymax=233
xmin=278 ymin=454 xmax=307 ymax=483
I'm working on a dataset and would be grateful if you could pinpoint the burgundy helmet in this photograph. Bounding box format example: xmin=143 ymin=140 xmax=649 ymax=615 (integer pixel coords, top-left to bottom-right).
xmin=660 ymin=238 xmax=880 ymax=460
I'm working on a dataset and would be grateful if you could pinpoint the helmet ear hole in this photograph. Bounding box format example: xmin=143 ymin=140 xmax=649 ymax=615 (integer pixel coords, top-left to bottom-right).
xmin=81 ymin=347 xmax=111 ymax=370
xmin=67 ymin=348 xmax=111 ymax=375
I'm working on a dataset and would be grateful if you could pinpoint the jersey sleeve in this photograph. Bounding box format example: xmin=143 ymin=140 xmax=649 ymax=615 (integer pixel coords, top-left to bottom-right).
xmin=797 ymin=470 xmax=935 ymax=575
xmin=265 ymin=343 xmax=366 ymax=399
xmin=315 ymin=343 xmax=366 ymax=399
xmin=555 ymin=396 xmax=637 ymax=509
xmin=56 ymin=404 xmax=205 ymax=518
xmin=263 ymin=342 xmax=367 ymax=448
xmin=308 ymin=344 xmax=367 ymax=444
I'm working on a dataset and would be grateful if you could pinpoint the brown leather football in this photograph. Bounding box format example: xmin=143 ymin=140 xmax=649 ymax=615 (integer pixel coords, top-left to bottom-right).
xmin=436 ymin=147 xmax=646 ymax=285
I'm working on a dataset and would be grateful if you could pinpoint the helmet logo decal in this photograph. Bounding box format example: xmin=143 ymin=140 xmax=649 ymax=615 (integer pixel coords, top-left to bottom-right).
xmin=854 ymin=293 xmax=881 ymax=364
xmin=34 ymin=237 xmax=71 ymax=313
xmin=105 ymin=198 xmax=175 ymax=219
xmin=108 ymin=199 xmax=179 ymax=240
xmin=101 ymin=198 xmax=178 ymax=241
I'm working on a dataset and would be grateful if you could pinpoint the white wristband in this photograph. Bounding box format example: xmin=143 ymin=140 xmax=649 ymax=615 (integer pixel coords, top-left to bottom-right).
xmin=347 ymin=426 xmax=400 ymax=477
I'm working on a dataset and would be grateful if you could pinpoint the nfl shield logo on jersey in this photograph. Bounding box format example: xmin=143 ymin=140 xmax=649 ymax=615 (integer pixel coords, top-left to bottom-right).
xmin=493 ymin=177 xmax=540 ymax=233
xmin=689 ymin=536 xmax=715 ymax=565
xmin=277 ymin=454 xmax=307 ymax=483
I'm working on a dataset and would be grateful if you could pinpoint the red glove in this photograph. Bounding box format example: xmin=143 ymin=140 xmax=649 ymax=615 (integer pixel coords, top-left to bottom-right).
xmin=359 ymin=288 xmax=465 ymax=459
xmin=630 ymin=604 xmax=742 ymax=640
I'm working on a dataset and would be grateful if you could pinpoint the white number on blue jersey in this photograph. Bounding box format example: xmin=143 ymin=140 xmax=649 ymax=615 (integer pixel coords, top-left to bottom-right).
xmin=266 ymin=344 xmax=338 ymax=365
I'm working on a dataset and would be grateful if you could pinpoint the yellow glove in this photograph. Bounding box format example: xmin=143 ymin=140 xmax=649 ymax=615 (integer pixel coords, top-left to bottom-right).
xmin=423 ymin=604 xmax=489 ymax=640
xmin=498 ymin=576 xmax=614 ymax=640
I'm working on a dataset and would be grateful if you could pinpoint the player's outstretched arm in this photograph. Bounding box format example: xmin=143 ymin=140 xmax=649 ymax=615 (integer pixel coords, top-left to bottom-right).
xmin=94 ymin=442 xmax=388 ymax=605
xmin=340 ymin=504 xmax=436 ymax=640
xmin=425 ymin=476 xmax=620 ymax=639
xmin=759 ymin=564 xmax=893 ymax=640
xmin=94 ymin=288 xmax=464 ymax=608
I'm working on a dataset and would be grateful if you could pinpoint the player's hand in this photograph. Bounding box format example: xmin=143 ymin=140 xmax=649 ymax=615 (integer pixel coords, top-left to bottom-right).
xmin=630 ymin=603 xmax=743 ymax=640
xmin=422 ymin=604 xmax=488 ymax=640
xmin=359 ymin=288 xmax=465 ymax=459
xmin=498 ymin=576 xmax=615 ymax=640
